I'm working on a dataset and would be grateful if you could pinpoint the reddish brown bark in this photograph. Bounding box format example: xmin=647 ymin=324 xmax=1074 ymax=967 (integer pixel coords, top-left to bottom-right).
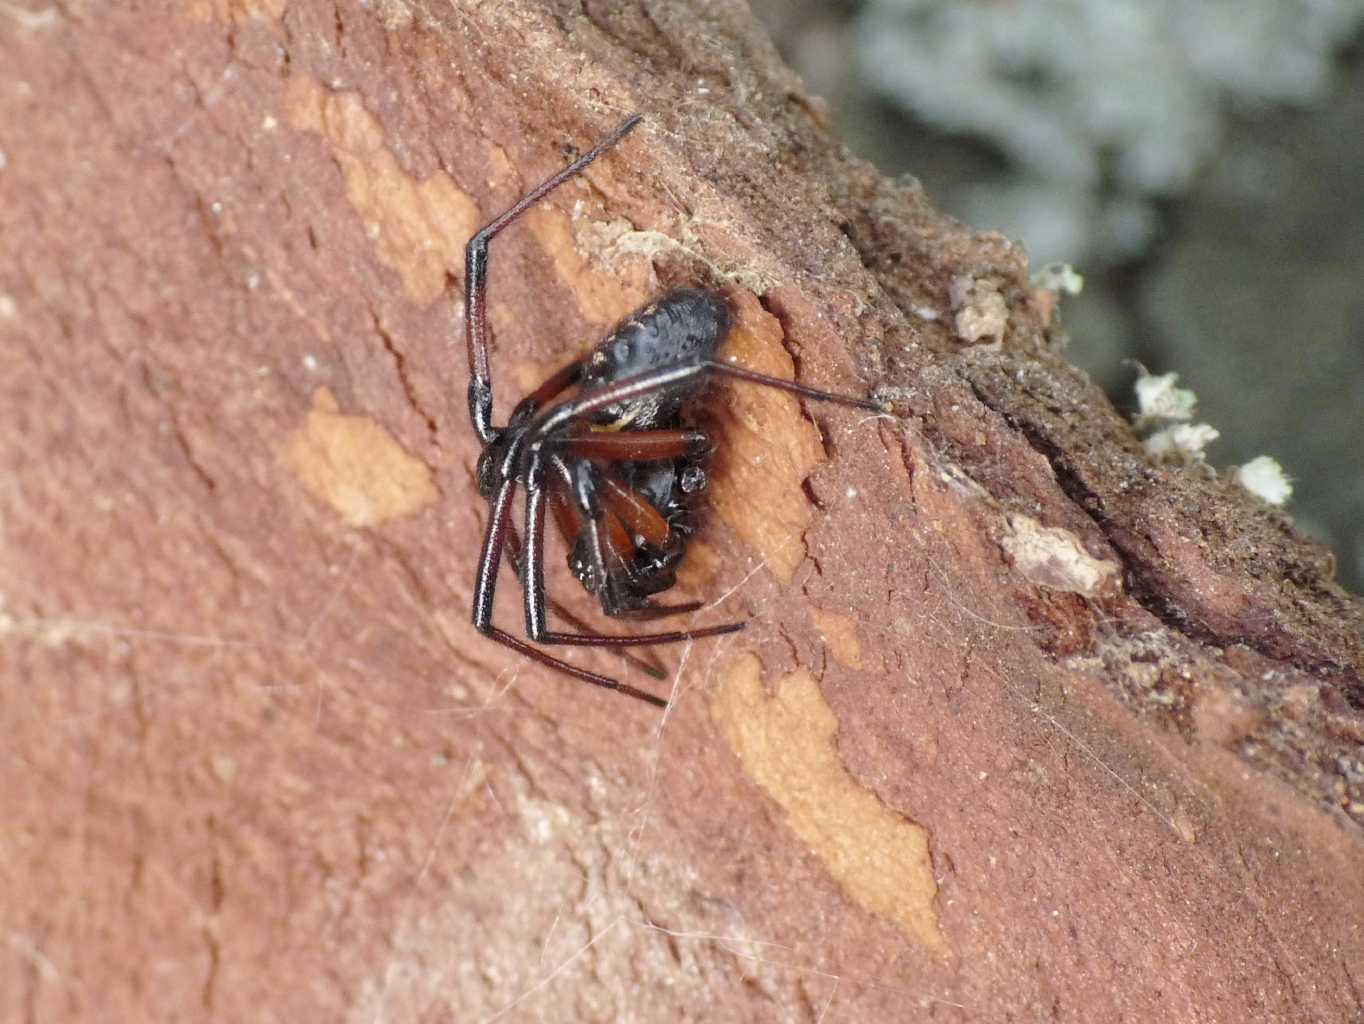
xmin=3 ymin=1 xmax=1362 ymax=1021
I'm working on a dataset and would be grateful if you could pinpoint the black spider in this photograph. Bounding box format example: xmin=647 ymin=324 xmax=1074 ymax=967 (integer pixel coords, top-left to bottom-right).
xmin=464 ymin=114 xmax=881 ymax=708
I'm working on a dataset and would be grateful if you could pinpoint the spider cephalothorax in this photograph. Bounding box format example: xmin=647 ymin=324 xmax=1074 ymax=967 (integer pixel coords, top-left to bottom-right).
xmin=462 ymin=115 xmax=880 ymax=708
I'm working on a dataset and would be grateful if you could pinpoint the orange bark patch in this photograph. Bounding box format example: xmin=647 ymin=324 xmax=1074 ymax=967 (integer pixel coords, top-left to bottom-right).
xmin=283 ymin=388 xmax=438 ymax=527
xmin=183 ymin=0 xmax=287 ymax=22
xmin=283 ymin=75 xmax=477 ymax=304
xmin=705 ymin=289 xmax=826 ymax=584
xmin=809 ymin=607 xmax=864 ymax=670
xmin=523 ymin=205 xmax=652 ymax=331
xmin=712 ymin=655 xmax=944 ymax=952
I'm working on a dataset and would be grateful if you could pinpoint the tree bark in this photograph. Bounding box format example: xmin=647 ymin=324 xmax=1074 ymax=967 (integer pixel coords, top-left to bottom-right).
xmin=3 ymin=1 xmax=1363 ymax=1020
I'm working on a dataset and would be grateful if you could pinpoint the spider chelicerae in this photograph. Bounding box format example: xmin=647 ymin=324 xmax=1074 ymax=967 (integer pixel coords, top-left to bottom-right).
xmin=464 ymin=114 xmax=880 ymax=708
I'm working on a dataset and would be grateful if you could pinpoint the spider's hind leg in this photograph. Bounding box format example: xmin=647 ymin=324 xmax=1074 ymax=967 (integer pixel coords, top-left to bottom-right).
xmin=612 ymin=600 xmax=706 ymax=621
xmin=520 ymin=454 xmax=743 ymax=649
xmin=503 ymin=519 xmax=668 ymax=681
xmin=470 ymin=472 xmax=669 ymax=706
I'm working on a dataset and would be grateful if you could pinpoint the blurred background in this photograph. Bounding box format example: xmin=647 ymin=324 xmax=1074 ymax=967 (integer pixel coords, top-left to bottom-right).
xmin=751 ymin=0 xmax=1364 ymax=595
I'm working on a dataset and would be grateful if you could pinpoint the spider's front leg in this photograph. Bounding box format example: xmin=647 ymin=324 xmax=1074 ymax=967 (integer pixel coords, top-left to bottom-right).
xmin=462 ymin=114 xmax=643 ymax=442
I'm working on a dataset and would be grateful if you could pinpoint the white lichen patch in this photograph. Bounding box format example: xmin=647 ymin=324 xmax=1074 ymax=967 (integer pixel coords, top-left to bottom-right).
xmin=856 ymin=0 xmax=1364 ymax=264
xmin=1144 ymin=422 xmax=1220 ymax=462
xmin=1130 ymin=368 xmax=1223 ymax=464
xmin=1001 ymin=514 xmax=1120 ymax=597
xmin=1235 ymin=455 xmax=1293 ymax=505
xmin=1129 ymin=369 xmax=1295 ymax=497
xmin=1031 ymin=262 xmax=1085 ymax=296
xmin=1133 ymin=370 xmax=1197 ymax=427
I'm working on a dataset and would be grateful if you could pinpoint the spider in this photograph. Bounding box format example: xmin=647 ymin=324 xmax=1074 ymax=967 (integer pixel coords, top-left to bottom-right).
xmin=464 ymin=114 xmax=881 ymax=708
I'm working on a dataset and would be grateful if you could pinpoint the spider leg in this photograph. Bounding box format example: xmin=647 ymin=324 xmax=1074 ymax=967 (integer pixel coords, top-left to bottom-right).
xmin=482 ymin=627 xmax=669 ymax=708
xmin=502 ymin=519 xmax=668 ymax=682
xmin=527 ymin=362 xmax=710 ymax=442
xmin=552 ymin=457 xmax=680 ymax=613
xmin=507 ymin=359 xmax=583 ymax=428
xmin=523 ymin=454 xmax=744 ymax=647
xmin=472 ymin=473 xmax=668 ymax=707
xmin=471 ymin=476 xmax=518 ymax=634
xmin=595 ymin=476 xmax=711 ymax=618
xmin=558 ymin=437 xmax=703 ymax=579
xmin=613 ymin=601 xmax=706 ymax=620
xmin=506 ymin=358 xmax=875 ymax=624
xmin=522 ymin=343 xmax=883 ymax=451
xmin=560 ymin=428 xmax=708 ymax=462
xmin=463 ymin=114 xmax=642 ymax=443
xmin=703 ymin=360 xmax=887 ymax=411
xmin=598 ymin=473 xmax=670 ymax=549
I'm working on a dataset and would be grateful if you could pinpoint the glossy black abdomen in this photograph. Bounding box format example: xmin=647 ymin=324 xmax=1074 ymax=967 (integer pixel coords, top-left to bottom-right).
xmin=579 ymin=288 xmax=730 ymax=429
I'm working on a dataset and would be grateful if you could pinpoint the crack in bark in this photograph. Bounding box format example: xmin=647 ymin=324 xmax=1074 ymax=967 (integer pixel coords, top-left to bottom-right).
xmin=137 ymin=362 xmax=219 ymax=494
xmin=202 ymin=817 xmax=225 ymax=1012
xmin=368 ymin=305 xmax=441 ymax=449
xmin=963 ymin=376 xmax=1363 ymax=703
